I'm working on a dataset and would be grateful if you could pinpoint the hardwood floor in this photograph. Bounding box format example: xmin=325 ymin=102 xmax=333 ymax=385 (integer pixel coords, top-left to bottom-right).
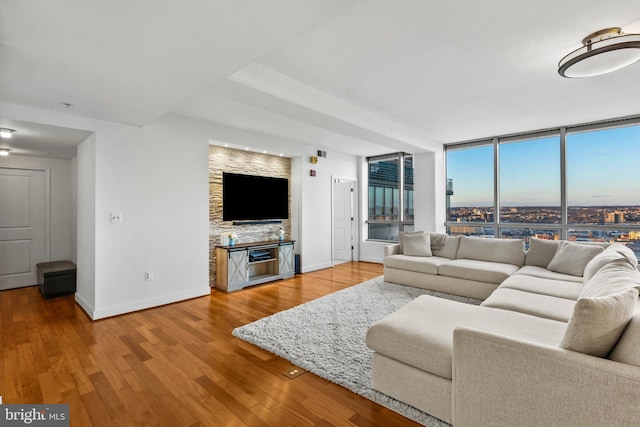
xmin=0 ymin=262 xmax=421 ymax=426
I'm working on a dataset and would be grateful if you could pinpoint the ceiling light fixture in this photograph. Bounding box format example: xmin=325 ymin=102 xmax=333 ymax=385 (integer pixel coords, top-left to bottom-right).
xmin=0 ymin=148 xmax=11 ymax=156
xmin=0 ymin=128 xmax=15 ymax=138
xmin=558 ymin=27 xmax=640 ymax=78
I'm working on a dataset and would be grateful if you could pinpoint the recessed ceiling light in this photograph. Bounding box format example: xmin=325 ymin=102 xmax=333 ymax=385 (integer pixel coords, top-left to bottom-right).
xmin=263 ymin=150 xmax=267 ymax=154
xmin=0 ymin=148 xmax=11 ymax=156
xmin=0 ymin=128 xmax=15 ymax=139
xmin=245 ymin=147 xmax=250 ymax=151
xmin=224 ymin=143 xmax=229 ymax=147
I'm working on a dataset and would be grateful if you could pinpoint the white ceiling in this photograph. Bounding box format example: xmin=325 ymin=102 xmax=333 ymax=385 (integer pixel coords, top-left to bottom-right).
xmin=1 ymin=0 xmax=640 ymax=158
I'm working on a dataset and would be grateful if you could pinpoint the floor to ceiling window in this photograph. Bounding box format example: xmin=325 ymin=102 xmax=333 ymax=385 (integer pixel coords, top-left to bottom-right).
xmin=445 ymin=116 xmax=640 ymax=255
xmin=367 ymin=153 xmax=414 ymax=241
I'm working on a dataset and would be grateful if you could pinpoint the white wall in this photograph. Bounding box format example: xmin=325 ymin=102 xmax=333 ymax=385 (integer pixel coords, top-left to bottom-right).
xmin=297 ymin=149 xmax=359 ymax=272
xmin=76 ymin=134 xmax=96 ymax=312
xmin=91 ymin=115 xmax=210 ymax=319
xmin=414 ymin=150 xmax=446 ymax=233
xmin=69 ymin=155 xmax=78 ymax=263
xmin=0 ymin=154 xmax=74 ymax=263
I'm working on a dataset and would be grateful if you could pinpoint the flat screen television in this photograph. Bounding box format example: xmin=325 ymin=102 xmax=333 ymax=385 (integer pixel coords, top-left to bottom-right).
xmin=222 ymin=172 xmax=289 ymax=221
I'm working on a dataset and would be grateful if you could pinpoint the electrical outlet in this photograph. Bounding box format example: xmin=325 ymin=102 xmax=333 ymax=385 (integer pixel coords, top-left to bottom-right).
xmin=282 ymin=366 xmax=306 ymax=379
xmin=145 ymin=270 xmax=154 ymax=281
xmin=110 ymin=212 xmax=123 ymax=223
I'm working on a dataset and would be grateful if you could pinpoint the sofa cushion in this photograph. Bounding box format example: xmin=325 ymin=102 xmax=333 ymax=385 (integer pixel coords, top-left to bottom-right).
xmin=456 ymin=236 xmax=525 ymax=266
xmin=430 ymin=232 xmax=447 ymax=250
xmin=525 ymin=238 xmax=562 ymax=267
xmin=513 ymin=265 xmax=582 ymax=283
xmin=546 ymin=241 xmax=604 ymax=277
xmin=560 ymin=288 xmax=638 ymax=357
xmin=384 ymin=255 xmax=450 ymax=275
xmin=431 ymin=235 xmax=461 ymax=259
xmin=609 ymin=309 xmax=640 ymax=367
xmin=439 ymin=259 xmax=520 ymax=284
xmin=398 ymin=231 xmax=424 ymax=254
xmin=499 ymin=274 xmax=582 ymax=300
xmin=604 ymin=243 xmax=638 ymax=267
xmin=581 ymin=260 xmax=640 ymax=299
xmin=366 ymin=295 xmax=566 ymax=380
xmin=402 ymin=232 xmax=432 ymax=257
xmin=582 ymin=250 xmax=627 ymax=283
xmin=481 ymin=288 xmax=576 ymax=322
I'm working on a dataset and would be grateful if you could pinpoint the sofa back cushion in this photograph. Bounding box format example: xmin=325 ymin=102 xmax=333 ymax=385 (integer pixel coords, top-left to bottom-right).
xmin=546 ymin=241 xmax=604 ymax=277
xmin=525 ymin=238 xmax=562 ymax=267
xmin=604 ymin=243 xmax=638 ymax=267
xmin=583 ymin=250 xmax=633 ymax=284
xmin=432 ymin=235 xmax=461 ymax=259
xmin=456 ymin=236 xmax=525 ymax=266
xmin=609 ymin=309 xmax=640 ymax=366
xmin=580 ymin=260 xmax=640 ymax=297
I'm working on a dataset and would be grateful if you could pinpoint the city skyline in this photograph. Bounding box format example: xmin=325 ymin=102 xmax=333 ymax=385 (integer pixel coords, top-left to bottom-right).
xmin=449 ymin=205 xmax=640 ymax=225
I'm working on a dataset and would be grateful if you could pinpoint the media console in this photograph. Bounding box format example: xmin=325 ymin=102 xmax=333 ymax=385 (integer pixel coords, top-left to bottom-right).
xmin=215 ymin=240 xmax=295 ymax=292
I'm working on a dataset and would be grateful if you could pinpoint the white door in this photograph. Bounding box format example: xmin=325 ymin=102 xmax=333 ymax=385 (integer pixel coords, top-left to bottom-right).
xmin=333 ymin=180 xmax=353 ymax=262
xmin=0 ymin=168 xmax=47 ymax=290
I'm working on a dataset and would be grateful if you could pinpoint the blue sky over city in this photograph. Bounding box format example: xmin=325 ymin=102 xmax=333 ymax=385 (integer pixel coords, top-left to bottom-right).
xmin=446 ymin=125 xmax=640 ymax=207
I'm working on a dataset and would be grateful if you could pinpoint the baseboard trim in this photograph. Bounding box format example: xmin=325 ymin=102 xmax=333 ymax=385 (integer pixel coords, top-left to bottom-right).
xmin=74 ymin=292 xmax=96 ymax=319
xmin=89 ymin=287 xmax=211 ymax=320
xmin=301 ymin=261 xmax=333 ymax=273
xmin=359 ymin=256 xmax=383 ymax=264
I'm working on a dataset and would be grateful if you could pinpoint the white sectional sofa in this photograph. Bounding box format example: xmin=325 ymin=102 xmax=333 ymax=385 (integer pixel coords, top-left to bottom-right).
xmin=367 ymin=232 xmax=640 ymax=426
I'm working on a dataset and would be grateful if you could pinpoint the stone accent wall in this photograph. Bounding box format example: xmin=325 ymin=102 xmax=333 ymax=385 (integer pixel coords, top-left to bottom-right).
xmin=209 ymin=146 xmax=291 ymax=286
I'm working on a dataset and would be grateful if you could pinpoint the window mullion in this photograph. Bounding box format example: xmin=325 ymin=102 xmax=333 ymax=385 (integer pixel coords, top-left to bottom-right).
xmin=494 ymin=137 xmax=500 ymax=237
xmin=560 ymin=127 xmax=567 ymax=240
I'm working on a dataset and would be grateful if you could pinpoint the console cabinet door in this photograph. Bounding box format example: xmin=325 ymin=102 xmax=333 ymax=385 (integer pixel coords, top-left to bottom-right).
xmin=279 ymin=243 xmax=294 ymax=275
xmin=228 ymin=249 xmax=248 ymax=286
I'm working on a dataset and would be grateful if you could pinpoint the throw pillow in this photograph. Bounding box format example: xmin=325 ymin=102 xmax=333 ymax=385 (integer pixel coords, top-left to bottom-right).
xmin=525 ymin=237 xmax=562 ymax=267
xmin=398 ymin=231 xmax=424 ymax=254
xmin=430 ymin=232 xmax=447 ymax=250
xmin=402 ymin=233 xmax=432 ymax=257
xmin=546 ymin=241 xmax=604 ymax=277
xmin=560 ymin=288 xmax=639 ymax=357
xmin=432 ymin=235 xmax=461 ymax=259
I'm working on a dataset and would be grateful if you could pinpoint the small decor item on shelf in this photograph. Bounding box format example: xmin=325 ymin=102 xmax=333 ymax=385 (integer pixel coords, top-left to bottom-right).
xmin=227 ymin=232 xmax=237 ymax=246
xmin=278 ymin=228 xmax=285 ymax=241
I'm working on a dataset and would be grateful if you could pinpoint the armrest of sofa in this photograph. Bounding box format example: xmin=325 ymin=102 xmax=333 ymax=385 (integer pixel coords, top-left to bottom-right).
xmin=383 ymin=243 xmax=400 ymax=257
xmin=452 ymin=327 xmax=640 ymax=427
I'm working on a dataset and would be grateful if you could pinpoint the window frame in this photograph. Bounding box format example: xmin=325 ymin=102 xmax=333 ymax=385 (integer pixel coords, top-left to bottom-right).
xmin=444 ymin=115 xmax=640 ymax=247
xmin=366 ymin=152 xmax=414 ymax=242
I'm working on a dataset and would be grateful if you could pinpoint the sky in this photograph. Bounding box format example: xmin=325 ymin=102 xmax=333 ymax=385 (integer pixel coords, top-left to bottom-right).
xmin=446 ymin=125 xmax=640 ymax=207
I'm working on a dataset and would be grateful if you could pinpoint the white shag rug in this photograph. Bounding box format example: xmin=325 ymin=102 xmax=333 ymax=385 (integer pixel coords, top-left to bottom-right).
xmin=232 ymin=276 xmax=481 ymax=426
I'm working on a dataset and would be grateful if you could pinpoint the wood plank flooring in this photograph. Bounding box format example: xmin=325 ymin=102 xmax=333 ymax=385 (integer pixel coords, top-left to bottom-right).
xmin=0 ymin=262 xmax=421 ymax=426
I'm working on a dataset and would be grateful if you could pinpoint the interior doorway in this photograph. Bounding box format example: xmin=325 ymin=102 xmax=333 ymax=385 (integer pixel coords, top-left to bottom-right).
xmin=0 ymin=167 xmax=49 ymax=290
xmin=332 ymin=178 xmax=356 ymax=264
